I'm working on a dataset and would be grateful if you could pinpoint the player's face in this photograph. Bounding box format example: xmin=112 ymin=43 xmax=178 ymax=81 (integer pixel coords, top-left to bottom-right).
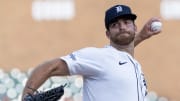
xmin=106 ymin=18 xmax=137 ymax=45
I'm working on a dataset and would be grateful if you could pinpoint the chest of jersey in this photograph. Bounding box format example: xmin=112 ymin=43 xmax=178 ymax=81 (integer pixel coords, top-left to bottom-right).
xmin=83 ymin=51 xmax=145 ymax=101
xmin=98 ymin=52 xmax=138 ymax=87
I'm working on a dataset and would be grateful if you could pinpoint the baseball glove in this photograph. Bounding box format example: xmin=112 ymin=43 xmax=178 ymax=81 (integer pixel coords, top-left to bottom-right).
xmin=23 ymin=84 xmax=66 ymax=101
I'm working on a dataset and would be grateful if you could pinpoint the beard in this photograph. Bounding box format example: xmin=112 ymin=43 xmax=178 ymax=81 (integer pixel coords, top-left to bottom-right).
xmin=110 ymin=31 xmax=135 ymax=45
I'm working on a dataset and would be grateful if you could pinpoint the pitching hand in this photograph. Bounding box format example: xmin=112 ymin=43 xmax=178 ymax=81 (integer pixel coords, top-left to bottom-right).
xmin=138 ymin=17 xmax=162 ymax=39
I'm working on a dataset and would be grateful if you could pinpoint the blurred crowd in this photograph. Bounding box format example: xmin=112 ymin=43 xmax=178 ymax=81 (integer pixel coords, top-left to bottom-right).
xmin=0 ymin=68 xmax=168 ymax=101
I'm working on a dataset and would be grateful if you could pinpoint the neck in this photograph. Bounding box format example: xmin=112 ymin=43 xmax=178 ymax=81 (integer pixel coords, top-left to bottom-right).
xmin=110 ymin=41 xmax=134 ymax=57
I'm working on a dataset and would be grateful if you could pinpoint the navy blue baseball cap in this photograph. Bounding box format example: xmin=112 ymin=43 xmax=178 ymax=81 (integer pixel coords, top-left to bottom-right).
xmin=105 ymin=5 xmax=137 ymax=29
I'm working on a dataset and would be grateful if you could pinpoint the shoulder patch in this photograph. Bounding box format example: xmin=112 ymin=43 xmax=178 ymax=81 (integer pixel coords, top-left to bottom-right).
xmin=69 ymin=53 xmax=76 ymax=61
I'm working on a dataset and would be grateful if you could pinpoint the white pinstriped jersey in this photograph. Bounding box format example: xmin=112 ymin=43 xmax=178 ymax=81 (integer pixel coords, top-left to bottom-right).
xmin=61 ymin=45 xmax=147 ymax=101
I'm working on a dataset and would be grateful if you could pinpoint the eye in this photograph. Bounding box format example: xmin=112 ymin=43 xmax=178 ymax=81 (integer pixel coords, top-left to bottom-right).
xmin=124 ymin=20 xmax=132 ymax=25
xmin=109 ymin=22 xmax=118 ymax=28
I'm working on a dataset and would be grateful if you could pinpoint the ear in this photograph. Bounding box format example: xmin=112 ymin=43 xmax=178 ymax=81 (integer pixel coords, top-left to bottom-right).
xmin=134 ymin=24 xmax=137 ymax=33
xmin=106 ymin=30 xmax=110 ymax=39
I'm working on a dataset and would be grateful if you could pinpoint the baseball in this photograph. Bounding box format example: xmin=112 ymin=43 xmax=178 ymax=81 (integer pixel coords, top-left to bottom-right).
xmin=151 ymin=21 xmax=162 ymax=31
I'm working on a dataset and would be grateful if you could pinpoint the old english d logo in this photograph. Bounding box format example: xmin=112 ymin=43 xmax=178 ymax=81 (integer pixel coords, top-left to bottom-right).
xmin=115 ymin=6 xmax=122 ymax=13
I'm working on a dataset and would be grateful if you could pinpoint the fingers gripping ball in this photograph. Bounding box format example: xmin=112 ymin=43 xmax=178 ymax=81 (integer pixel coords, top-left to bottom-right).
xmin=150 ymin=21 xmax=162 ymax=31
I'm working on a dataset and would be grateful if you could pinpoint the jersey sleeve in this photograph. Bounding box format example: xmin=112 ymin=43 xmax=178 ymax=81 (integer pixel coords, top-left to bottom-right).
xmin=60 ymin=47 xmax=102 ymax=77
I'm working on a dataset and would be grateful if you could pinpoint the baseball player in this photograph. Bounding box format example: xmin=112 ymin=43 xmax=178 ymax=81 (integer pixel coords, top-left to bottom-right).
xmin=22 ymin=4 xmax=161 ymax=101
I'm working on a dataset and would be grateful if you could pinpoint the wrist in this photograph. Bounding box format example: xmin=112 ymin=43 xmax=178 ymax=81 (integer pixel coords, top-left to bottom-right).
xmin=138 ymin=31 xmax=151 ymax=40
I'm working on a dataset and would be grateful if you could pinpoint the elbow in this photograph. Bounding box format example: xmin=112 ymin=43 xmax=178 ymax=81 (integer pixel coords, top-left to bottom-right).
xmin=47 ymin=58 xmax=70 ymax=76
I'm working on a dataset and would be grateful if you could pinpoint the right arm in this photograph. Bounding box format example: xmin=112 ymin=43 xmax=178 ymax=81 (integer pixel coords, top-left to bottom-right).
xmin=22 ymin=58 xmax=69 ymax=100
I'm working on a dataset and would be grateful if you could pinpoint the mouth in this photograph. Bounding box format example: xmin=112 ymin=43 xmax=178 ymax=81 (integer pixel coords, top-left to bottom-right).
xmin=119 ymin=31 xmax=129 ymax=34
xmin=118 ymin=32 xmax=130 ymax=36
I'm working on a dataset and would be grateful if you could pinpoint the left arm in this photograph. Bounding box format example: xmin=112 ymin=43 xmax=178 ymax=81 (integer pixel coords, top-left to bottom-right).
xmin=134 ymin=17 xmax=162 ymax=46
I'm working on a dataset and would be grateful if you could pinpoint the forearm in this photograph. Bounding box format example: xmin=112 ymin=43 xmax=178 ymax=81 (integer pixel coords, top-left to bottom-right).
xmin=22 ymin=61 xmax=55 ymax=97
xmin=22 ymin=58 xmax=68 ymax=99
xmin=134 ymin=32 xmax=148 ymax=46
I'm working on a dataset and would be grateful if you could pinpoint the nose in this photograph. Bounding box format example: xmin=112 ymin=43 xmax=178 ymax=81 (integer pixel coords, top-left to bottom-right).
xmin=118 ymin=22 xmax=126 ymax=30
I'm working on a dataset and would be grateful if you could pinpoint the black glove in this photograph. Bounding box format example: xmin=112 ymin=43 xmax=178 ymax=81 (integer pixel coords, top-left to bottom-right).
xmin=24 ymin=84 xmax=66 ymax=101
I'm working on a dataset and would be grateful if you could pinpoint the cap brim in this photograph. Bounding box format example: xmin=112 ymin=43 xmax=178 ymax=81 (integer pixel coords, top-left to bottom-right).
xmin=120 ymin=14 xmax=137 ymax=20
xmin=110 ymin=14 xmax=137 ymax=24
